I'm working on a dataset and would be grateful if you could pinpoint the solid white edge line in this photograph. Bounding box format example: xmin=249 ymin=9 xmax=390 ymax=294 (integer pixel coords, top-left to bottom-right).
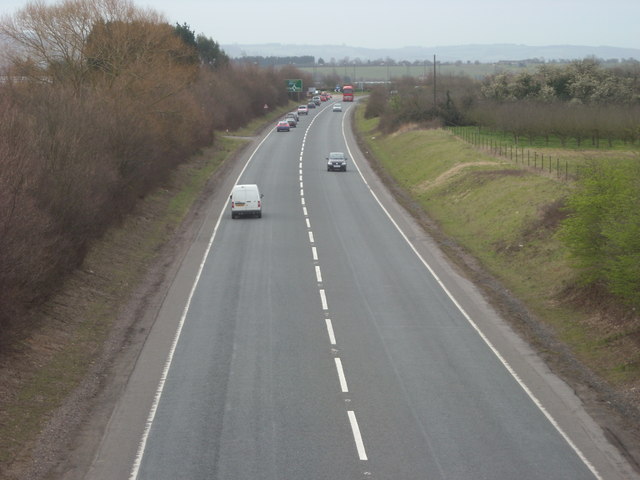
xmin=335 ymin=358 xmax=349 ymax=392
xmin=129 ymin=131 xmax=274 ymax=480
xmin=340 ymin=107 xmax=603 ymax=480
xmin=325 ymin=318 xmax=336 ymax=345
xmin=319 ymin=289 xmax=328 ymax=310
xmin=348 ymin=411 xmax=368 ymax=461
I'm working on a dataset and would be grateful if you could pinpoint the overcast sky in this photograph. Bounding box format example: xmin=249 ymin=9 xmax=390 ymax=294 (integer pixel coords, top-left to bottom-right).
xmin=1 ymin=0 xmax=638 ymax=49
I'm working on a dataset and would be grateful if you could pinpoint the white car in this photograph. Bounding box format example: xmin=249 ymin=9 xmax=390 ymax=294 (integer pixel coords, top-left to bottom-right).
xmin=297 ymin=105 xmax=309 ymax=115
xmin=332 ymin=103 xmax=342 ymax=112
xmin=230 ymin=184 xmax=263 ymax=218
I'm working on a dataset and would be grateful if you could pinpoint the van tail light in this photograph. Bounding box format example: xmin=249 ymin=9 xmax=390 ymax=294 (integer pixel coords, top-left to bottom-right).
xmin=258 ymin=200 xmax=261 ymax=208
xmin=231 ymin=201 xmax=235 ymax=208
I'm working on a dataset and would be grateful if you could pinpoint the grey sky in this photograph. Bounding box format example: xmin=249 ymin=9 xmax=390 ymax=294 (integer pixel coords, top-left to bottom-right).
xmin=1 ymin=0 xmax=638 ymax=49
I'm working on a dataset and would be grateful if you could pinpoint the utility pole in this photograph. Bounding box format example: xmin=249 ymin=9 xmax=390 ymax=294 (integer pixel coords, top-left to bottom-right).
xmin=433 ymin=54 xmax=437 ymax=107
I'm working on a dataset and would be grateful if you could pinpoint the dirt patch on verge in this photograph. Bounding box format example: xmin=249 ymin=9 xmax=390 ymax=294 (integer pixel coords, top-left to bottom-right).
xmin=411 ymin=161 xmax=503 ymax=193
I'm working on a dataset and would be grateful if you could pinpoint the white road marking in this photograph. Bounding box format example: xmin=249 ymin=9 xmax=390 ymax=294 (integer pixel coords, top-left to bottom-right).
xmin=325 ymin=318 xmax=336 ymax=345
xmin=335 ymin=358 xmax=349 ymax=392
xmin=300 ymin=189 xmax=304 ymax=196
xmin=308 ymin=231 xmax=314 ymax=244
xmin=306 ymin=218 xmax=311 ymax=229
xmin=348 ymin=411 xmax=368 ymax=461
xmin=315 ymin=265 xmax=323 ymax=283
xmin=319 ymin=289 xmax=328 ymax=310
xmin=129 ymin=130 xmax=276 ymax=479
xmin=301 ymin=197 xmax=306 ymax=205
xmin=300 ymin=181 xmax=304 ymax=188
xmin=303 ymin=206 xmax=308 ymax=217
xmin=312 ymin=246 xmax=318 ymax=261
xmin=339 ymin=108 xmax=602 ymax=478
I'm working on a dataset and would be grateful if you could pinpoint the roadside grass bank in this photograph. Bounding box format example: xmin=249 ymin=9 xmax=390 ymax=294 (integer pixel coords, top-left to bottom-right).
xmin=353 ymin=108 xmax=640 ymax=416
xmin=448 ymin=126 xmax=640 ymax=181
xmin=0 ymin=101 xmax=297 ymax=477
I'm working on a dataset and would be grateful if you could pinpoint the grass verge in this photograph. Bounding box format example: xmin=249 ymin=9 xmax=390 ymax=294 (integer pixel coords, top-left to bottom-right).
xmin=0 ymin=99 xmax=299 ymax=475
xmin=354 ymin=108 xmax=640 ymax=408
xmin=0 ymin=136 xmax=244 ymax=474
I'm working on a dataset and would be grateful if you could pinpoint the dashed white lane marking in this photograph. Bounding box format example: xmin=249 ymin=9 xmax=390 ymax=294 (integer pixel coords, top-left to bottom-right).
xmin=325 ymin=318 xmax=336 ymax=345
xmin=348 ymin=411 xmax=368 ymax=461
xmin=300 ymin=105 xmax=370 ymax=466
xmin=319 ymin=289 xmax=328 ymax=310
xmin=335 ymin=358 xmax=349 ymax=392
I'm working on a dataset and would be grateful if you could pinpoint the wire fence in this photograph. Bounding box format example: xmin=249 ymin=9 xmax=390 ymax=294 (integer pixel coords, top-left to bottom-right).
xmin=448 ymin=126 xmax=578 ymax=182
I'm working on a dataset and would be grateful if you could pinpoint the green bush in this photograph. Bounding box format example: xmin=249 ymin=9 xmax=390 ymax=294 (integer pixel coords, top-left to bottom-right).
xmin=560 ymin=160 xmax=640 ymax=305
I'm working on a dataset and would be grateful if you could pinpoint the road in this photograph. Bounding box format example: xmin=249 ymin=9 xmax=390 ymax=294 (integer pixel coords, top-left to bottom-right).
xmin=86 ymin=99 xmax=637 ymax=479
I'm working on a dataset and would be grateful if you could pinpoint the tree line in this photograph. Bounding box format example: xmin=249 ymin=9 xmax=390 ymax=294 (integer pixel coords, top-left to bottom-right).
xmin=366 ymin=59 xmax=640 ymax=140
xmin=0 ymin=0 xmax=312 ymax=333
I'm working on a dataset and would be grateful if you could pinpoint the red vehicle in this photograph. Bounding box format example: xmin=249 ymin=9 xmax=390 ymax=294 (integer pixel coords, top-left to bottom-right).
xmin=342 ymin=85 xmax=354 ymax=102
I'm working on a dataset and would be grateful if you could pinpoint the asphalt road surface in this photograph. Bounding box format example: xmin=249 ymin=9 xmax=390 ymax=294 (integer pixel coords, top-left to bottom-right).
xmin=86 ymin=100 xmax=637 ymax=480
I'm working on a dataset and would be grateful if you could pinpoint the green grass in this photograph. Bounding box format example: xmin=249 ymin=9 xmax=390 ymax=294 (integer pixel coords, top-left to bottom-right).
xmin=451 ymin=125 xmax=640 ymax=151
xmin=354 ymin=105 xmax=640 ymax=389
xmin=448 ymin=126 xmax=639 ymax=181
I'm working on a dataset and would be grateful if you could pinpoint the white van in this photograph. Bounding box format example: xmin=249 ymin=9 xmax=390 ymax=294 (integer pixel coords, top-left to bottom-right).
xmin=230 ymin=184 xmax=263 ymax=219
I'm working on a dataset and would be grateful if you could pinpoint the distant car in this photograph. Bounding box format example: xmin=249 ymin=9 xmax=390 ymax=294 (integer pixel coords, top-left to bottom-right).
xmin=307 ymin=101 xmax=316 ymax=109
xmin=285 ymin=117 xmax=297 ymax=128
xmin=320 ymin=94 xmax=328 ymax=101
xmin=286 ymin=111 xmax=299 ymax=122
xmin=332 ymin=103 xmax=342 ymax=112
xmin=313 ymin=96 xmax=321 ymax=105
xmin=327 ymin=152 xmax=347 ymax=172
xmin=276 ymin=120 xmax=290 ymax=132
xmin=297 ymin=105 xmax=309 ymax=115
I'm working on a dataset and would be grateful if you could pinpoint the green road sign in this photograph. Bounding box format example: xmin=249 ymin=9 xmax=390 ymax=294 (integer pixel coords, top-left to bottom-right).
xmin=286 ymin=79 xmax=303 ymax=92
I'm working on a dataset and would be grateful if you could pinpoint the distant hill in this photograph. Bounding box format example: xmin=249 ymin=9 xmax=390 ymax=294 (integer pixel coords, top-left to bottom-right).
xmin=221 ymin=43 xmax=640 ymax=63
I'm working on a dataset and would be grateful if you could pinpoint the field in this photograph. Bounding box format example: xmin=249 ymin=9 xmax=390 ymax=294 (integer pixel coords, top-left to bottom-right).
xmin=297 ymin=63 xmax=534 ymax=84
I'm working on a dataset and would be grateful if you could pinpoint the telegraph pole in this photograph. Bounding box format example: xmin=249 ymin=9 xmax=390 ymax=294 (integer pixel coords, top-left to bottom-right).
xmin=433 ymin=54 xmax=437 ymax=107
